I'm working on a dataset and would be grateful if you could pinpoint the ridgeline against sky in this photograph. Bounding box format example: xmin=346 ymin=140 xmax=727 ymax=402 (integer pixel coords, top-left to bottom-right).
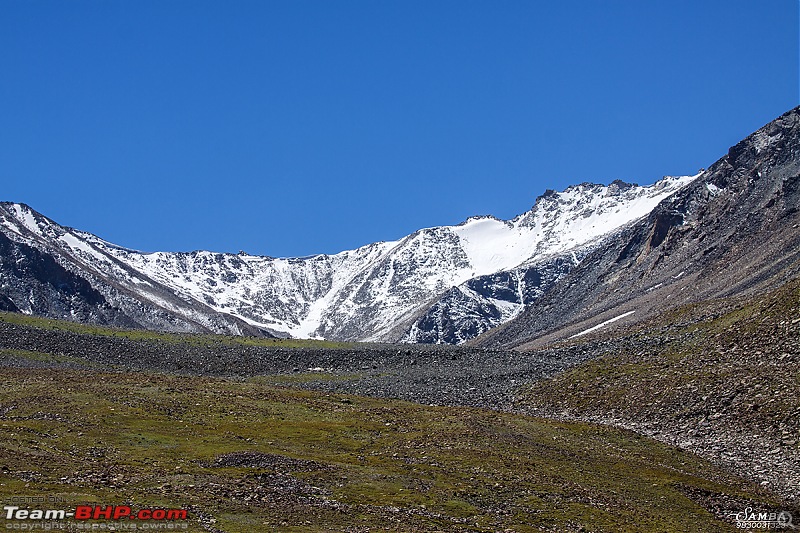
xmin=1 ymin=0 xmax=797 ymax=257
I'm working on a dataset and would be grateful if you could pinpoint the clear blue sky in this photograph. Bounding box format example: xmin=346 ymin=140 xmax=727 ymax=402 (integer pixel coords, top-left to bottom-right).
xmin=1 ymin=1 xmax=797 ymax=257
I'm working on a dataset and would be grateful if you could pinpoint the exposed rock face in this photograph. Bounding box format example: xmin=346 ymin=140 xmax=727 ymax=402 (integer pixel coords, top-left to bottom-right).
xmin=0 ymin=172 xmax=692 ymax=342
xmin=3 ymin=106 xmax=797 ymax=346
xmin=0 ymin=204 xmax=269 ymax=336
xmin=403 ymin=254 xmax=577 ymax=344
xmin=478 ymin=106 xmax=800 ymax=349
xmin=0 ymin=231 xmax=108 ymax=317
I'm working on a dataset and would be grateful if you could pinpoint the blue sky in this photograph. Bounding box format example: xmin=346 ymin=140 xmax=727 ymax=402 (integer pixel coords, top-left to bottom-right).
xmin=1 ymin=1 xmax=797 ymax=257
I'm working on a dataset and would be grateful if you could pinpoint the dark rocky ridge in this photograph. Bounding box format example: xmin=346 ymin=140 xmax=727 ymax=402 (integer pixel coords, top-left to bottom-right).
xmin=0 ymin=203 xmax=273 ymax=338
xmin=515 ymin=274 xmax=800 ymax=504
xmin=404 ymin=254 xmax=577 ymax=344
xmin=478 ymin=106 xmax=800 ymax=349
xmin=0 ymin=174 xmax=692 ymax=345
xmin=0 ymin=230 xmax=129 ymax=324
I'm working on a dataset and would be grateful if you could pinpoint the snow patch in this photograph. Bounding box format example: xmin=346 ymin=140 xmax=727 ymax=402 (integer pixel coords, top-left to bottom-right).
xmin=12 ymin=204 xmax=43 ymax=236
xmin=2 ymin=174 xmax=699 ymax=342
xmin=452 ymin=218 xmax=535 ymax=276
xmin=645 ymin=283 xmax=663 ymax=292
xmin=1 ymin=219 xmax=23 ymax=236
xmin=59 ymin=233 xmax=110 ymax=264
xmin=570 ymin=311 xmax=635 ymax=338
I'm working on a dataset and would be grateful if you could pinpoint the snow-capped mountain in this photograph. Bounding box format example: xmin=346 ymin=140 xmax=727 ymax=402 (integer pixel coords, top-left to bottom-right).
xmin=478 ymin=106 xmax=800 ymax=349
xmin=0 ymin=174 xmax=696 ymax=343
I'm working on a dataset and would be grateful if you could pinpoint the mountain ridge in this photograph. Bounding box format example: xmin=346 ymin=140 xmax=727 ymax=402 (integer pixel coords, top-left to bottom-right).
xmin=0 ymin=174 xmax=695 ymax=343
xmin=476 ymin=105 xmax=800 ymax=349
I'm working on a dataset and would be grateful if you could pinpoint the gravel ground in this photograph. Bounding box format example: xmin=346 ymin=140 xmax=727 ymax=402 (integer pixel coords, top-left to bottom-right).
xmin=2 ymin=312 xmax=798 ymax=510
xmin=0 ymin=320 xmax=598 ymax=410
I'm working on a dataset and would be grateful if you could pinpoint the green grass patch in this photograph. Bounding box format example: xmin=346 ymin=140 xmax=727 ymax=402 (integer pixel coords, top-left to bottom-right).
xmin=0 ymin=311 xmax=356 ymax=349
xmin=0 ymin=348 xmax=102 ymax=367
xmin=0 ymin=367 xmax=775 ymax=532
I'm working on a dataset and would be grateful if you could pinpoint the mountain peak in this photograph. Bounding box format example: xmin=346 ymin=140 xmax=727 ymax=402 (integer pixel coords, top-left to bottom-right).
xmin=0 ymin=169 xmax=696 ymax=344
xmin=25 ymin=101 xmax=799 ymax=345
xmin=457 ymin=214 xmax=503 ymax=226
xmin=477 ymin=106 xmax=800 ymax=350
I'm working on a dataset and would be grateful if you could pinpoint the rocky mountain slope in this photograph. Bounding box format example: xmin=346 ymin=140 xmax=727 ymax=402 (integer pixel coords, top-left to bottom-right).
xmin=1 ymin=280 xmax=797 ymax=511
xmin=514 ymin=273 xmax=800 ymax=504
xmin=1 ymin=339 xmax=783 ymax=531
xmin=0 ymin=208 xmax=262 ymax=336
xmin=478 ymin=106 xmax=800 ymax=349
xmin=0 ymin=175 xmax=693 ymax=343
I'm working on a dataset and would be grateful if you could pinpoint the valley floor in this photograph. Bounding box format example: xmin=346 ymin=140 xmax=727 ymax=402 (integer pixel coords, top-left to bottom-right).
xmin=0 ymin=366 xmax=787 ymax=533
xmin=0 ymin=280 xmax=798 ymax=532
